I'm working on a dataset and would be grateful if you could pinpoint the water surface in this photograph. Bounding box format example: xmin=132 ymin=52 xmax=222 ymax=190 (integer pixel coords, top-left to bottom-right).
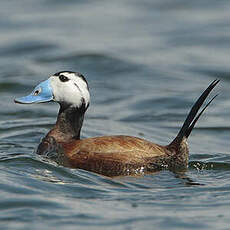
xmin=1 ymin=1 xmax=230 ymax=229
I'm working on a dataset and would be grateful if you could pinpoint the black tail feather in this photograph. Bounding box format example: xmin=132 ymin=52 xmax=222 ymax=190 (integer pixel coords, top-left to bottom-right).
xmin=185 ymin=94 xmax=218 ymax=138
xmin=172 ymin=79 xmax=219 ymax=143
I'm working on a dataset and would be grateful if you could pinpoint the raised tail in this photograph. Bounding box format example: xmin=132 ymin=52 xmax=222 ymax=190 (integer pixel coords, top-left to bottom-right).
xmin=170 ymin=79 xmax=219 ymax=145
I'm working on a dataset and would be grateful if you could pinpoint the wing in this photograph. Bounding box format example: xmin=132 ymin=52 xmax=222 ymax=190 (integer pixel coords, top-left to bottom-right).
xmin=65 ymin=135 xmax=166 ymax=159
xmin=61 ymin=135 xmax=169 ymax=176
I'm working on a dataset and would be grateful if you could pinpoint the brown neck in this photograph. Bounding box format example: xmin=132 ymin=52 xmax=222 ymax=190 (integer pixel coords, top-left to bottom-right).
xmin=37 ymin=104 xmax=86 ymax=155
xmin=56 ymin=104 xmax=85 ymax=139
xmin=46 ymin=103 xmax=86 ymax=143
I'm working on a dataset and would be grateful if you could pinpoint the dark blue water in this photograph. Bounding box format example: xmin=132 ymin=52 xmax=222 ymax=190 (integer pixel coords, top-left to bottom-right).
xmin=1 ymin=0 xmax=230 ymax=229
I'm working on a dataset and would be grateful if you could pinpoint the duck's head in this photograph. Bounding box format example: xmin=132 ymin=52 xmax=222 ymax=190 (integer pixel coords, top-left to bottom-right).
xmin=15 ymin=71 xmax=90 ymax=111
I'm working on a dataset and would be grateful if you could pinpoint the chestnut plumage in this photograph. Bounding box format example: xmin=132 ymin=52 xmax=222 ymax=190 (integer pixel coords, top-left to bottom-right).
xmin=15 ymin=71 xmax=219 ymax=176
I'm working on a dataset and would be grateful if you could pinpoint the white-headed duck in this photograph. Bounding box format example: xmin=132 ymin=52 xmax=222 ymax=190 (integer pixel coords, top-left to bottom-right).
xmin=15 ymin=71 xmax=219 ymax=176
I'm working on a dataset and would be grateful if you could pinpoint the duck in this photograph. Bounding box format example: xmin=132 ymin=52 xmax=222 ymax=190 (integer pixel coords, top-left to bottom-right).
xmin=14 ymin=71 xmax=219 ymax=177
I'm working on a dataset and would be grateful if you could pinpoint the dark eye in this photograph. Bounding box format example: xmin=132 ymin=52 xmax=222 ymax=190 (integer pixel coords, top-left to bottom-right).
xmin=34 ymin=87 xmax=41 ymax=96
xmin=59 ymin=75 xmax=69 ymax=82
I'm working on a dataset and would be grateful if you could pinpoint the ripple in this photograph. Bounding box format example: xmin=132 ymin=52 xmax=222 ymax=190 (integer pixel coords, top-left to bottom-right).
xmin=0 ymin=40 xmax=57 ymax=56
xmin=36 ymin=52 xmax=143 ymax=75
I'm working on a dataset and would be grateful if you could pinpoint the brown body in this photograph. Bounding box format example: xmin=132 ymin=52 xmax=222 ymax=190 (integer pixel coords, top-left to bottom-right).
xmin=64 ymin=136 xmax=172 ymax=176
xmin=14 ymin=72 xmax=217 ymax=177
xmin=35 ymin=79 xmax=218 ymax=177
xmin=39 ymin=133 xmax=188 ymax=176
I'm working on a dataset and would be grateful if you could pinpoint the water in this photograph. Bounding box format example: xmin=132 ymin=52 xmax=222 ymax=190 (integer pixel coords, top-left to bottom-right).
xmin=1 ymin=0 xmax=230 ymax=229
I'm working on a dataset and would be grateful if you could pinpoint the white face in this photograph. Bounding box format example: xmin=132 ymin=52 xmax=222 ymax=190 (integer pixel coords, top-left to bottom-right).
xmin=49 ymin=71 xmax=90 ymax=109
